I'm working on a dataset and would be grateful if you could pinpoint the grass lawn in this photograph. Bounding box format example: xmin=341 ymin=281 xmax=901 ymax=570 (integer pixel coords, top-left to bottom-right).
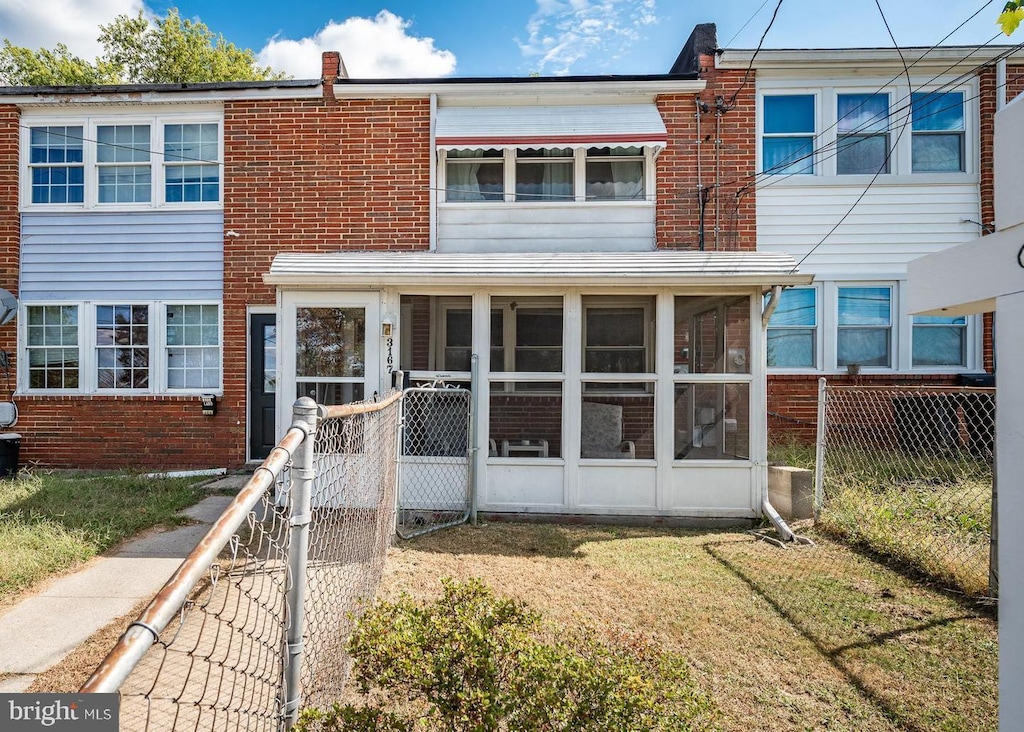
xmin=0 ymin=471 xmax=209 ymax=604
xmin=376 ymin=523 xmax=997 ymax=732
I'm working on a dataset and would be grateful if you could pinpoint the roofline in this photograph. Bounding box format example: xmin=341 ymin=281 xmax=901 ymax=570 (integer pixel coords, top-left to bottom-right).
xmin=0 ymin=79 xmax=323 ymax=105
xmin=265 ymin=272 xmax=814 ymax=289
xmin=717 ymin=44 xmax=1024 ymax=70
xmin=330 ymin=76 xmax=704 ymax=100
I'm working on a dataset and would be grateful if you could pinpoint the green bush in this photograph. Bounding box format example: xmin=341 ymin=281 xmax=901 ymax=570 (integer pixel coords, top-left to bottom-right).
xmin=296 ymin=578 xmax=717 ymax=732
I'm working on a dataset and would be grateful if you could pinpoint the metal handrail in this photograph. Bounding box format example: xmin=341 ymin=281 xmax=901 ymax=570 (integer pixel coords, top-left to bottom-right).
xmin=80 ymin=423 xmax=310 ymax=694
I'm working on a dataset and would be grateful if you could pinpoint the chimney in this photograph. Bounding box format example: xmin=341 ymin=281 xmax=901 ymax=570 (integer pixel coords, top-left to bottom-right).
xmin=321 ymin=51 xmax=349 ymax=101
xmin=669 ymin=23 xmax=718 ymax=76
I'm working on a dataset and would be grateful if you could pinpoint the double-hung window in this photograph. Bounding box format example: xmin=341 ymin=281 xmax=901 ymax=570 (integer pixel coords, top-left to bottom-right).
xmin=24 ymin=302 xmax=221 ymax=393
xmin=29 ymin=126 xmax=84 ymax=204
xmin=24 ymin=116 xmax=221 ymax=208
xmin=911 ymin=92 xmax=965 ymax=172
xmin=164 ymin=123 xmax=220 ymax=203
xmin=912 ymin=315 xmax=967 ymax=367
xmin=97 ymin=125 xmax=152 ymax=203
xmin=837 ymin=94 xmax=890 ymax=175
xmin=762 ymin=95 xmax=815 ymax=174
xmin=837 ymin=286 xmax=892 ymax=368
xmin=767 ymin=288 xmax=817 ymax=368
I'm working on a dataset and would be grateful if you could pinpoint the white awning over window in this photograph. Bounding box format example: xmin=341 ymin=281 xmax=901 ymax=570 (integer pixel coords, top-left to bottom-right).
xmin=435 ymin=104 xmax=668 ymax=151
xmin=265 ymin=251 xmax=813 ymax=289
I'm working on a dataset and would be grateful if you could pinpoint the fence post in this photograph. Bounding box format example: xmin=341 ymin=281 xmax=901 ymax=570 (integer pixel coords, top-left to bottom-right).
xmin=814 ymin=377 xmax=827 ymax=519
xmin=282 ymin=397 xmax=318 ymax=730
xmin=990 ymin=439 xmax=999 ymax=597
xmin=469 ymin=353 xmax=479 ymax=526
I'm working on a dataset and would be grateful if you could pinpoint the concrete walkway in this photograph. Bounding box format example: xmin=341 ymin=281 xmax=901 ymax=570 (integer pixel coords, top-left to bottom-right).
xmin=0 ymin=474 xmax=248 ymax=692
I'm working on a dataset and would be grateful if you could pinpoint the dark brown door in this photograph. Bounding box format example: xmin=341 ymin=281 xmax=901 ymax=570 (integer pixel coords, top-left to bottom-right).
xmin=249 ymin=313 xmax=277 ymax=461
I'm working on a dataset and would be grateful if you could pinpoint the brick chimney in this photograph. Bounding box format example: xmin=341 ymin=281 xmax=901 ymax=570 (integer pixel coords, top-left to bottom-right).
xmin=321 ymin=51 xmax=349 ymax=101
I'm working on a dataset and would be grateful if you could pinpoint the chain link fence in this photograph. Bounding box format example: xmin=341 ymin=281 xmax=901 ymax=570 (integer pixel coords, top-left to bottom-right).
xmin=815 ymin=382 xmax=996 ymax=598
xmin=82 ymin=392 xmax=402 ymax=731
xmin=397 ymin=386 xmax=472 ymax=539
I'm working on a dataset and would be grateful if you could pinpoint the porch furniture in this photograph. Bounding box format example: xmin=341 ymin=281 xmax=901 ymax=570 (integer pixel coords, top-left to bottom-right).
xmin=581 ymin=402 xmax=636 ymax=459
xmin=501 ymin=439 xmax=549 ymax=458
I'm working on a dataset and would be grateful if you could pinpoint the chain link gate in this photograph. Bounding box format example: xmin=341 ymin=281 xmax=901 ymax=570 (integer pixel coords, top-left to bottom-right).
xmin=398 ymin=385 xmax=473 ymax=538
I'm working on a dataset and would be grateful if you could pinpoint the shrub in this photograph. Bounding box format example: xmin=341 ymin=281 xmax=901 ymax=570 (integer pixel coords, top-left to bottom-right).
xmin=296 ymin=578 xmax=717 ymax=732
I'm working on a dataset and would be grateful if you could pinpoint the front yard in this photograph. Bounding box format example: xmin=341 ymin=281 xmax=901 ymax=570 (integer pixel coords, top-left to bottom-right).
xmin=371 ymin=523 xmax=996 ymax=732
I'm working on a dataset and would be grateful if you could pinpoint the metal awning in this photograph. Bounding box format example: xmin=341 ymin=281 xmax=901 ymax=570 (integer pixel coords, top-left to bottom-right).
xmin=435 ymin=104 xmax=668 ymax=151
xmin=265 ymin=251 xmax=814 ymax=289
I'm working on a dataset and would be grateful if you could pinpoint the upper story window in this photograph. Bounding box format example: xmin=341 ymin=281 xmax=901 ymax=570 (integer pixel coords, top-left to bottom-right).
xmin=164 ymin=123 xmax=220 ymax=203
xmin=837 ymin=94 xmax=890 ymax=175
xmin=22 ymin=114 xmax=222 ymax=210
xmin=759 ymin=85 xmax=972 ymax=177
xmin=762 ymin=95 xmax=815 ymax=174
xmin=441 ymin=146 xmax=652 ymax=203
xmin=30 ymin=126 xmax=85 ymax=204
xmin=911 ymin=91 xmax=965 ymax=172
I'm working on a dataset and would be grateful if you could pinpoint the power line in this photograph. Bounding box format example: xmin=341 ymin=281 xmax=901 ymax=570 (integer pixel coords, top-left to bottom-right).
xmin=724 ymin=0 xmax=775 ymax=48
xmin=727 ymin=0 xmax=786 ymax=106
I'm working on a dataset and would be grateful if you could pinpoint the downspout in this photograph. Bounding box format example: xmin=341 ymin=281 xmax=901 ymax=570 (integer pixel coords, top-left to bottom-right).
xmin=998 ymin=58 xmax=1007 ymax=111
xmin=429 ymin=93 xmax=438 ymax=251
xmin=759 ymin=286 xmax=812 ymax=544
xmin=695 ymin=97 xmax=706 ymax=251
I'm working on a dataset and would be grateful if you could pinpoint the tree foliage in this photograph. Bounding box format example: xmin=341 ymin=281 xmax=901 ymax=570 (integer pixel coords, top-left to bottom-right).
xmin=999 ymin=1 xmax=1024 ymax=35
xmin=0 ymin=7 xmax=286 ymax=86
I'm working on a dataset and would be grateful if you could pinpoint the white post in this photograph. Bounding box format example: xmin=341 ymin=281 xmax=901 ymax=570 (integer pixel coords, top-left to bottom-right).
xmin=282 ymin=397 xmax=317 ymax=729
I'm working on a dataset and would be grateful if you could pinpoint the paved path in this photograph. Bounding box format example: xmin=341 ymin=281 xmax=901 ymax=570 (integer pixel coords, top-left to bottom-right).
xmin=0 ymin=474 xmax=248 ymax=692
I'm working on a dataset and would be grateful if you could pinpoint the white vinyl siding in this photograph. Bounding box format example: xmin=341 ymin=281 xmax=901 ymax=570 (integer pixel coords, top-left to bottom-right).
xmin=20 ymin=211 xmax=224 ymax=301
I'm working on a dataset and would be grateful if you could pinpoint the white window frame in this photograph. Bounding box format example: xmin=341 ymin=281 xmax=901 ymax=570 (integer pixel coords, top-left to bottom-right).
xmin=20 ymin=110 xmax=223 ymax=212
xmin=19 ymin=300 xmax=223 ymax=395
xmin=766 ymin=285 xmax=821 ymax=372
xmin=767 ymin=281 xmax=982 ymax=375
xmin=581 ymin=295 xmax=655 ymax=383
xmin=760 ymin=92 xmax=819 ymax=176
xmin=835 ymin=90 xmax=892 ymax=176
xmin=756 ymin=78 xmax=978 ymax=181
xmin=438 ymin=146 xmax=656 ymax=204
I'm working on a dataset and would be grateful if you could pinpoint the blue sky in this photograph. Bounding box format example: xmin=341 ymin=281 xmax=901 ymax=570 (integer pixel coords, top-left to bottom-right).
xmin=0 ymin=1 xmax=1013 ymax=79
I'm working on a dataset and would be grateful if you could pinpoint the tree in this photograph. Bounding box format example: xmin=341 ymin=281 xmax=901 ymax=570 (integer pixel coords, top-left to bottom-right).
xmin=999 ymin=1 xmax=1024 ymax=35
xmin=0 ymin=7 xmax=287 ymax=86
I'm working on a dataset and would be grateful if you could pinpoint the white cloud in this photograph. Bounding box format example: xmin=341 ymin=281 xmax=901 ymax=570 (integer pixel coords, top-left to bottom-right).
xmin=517 ymin=0 xmax=658 ymax=75
xmin=0 ymin=0 xmax=144 ymax=58
xmin=258 ymin=10 xmax=456 ymax=79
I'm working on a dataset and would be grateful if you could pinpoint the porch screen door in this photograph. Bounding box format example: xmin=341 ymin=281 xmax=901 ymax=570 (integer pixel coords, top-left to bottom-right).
xmin=281 ymin=293 xmax=381 ymax=424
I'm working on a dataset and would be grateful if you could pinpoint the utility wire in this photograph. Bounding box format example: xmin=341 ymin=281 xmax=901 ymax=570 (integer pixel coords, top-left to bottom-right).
xmin=724 ymin=0 xmax=775 ymax=48
xmin=727 ymin=0 xmax=786 ymax=106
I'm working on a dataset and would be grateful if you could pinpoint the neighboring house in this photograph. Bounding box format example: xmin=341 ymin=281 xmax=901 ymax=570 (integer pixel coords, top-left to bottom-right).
xmin=713 ymin=41 xmax=1021 ymax=439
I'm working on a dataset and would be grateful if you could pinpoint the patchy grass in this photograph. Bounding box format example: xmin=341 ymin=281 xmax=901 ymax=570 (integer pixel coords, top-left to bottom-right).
xmin=768 ymin=439 xmax=993 ymax=597
xmin=0 ymin=472 xmax=207 ymax=603
xmin=377 ymin=523 xmax=997 ymax=732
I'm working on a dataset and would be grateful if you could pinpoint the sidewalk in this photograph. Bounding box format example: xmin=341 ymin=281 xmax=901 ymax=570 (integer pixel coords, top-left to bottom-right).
xmin=0 ymin=473 xmax=248 ymax=692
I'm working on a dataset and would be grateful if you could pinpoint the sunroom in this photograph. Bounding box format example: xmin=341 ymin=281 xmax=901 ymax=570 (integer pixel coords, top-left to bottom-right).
xmin=265 ymin=251 xmax=811 ymax=519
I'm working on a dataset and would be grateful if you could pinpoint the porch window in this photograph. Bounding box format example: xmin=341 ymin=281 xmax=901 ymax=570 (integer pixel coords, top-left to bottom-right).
xmin=29 ymin=126 xmax=85 ymax=204
xmin=581 ymin=390 xmax=654 ymax=460
xmin=166 ymin=304 xmax=220 ymax=389
xmin=490 ymin=382 xmax=562 ymax=458
xmin=911 ymin=92 xmax=965 ymax=172
xmin=767 ymin=287 xmax=817 ymax=368
xmin=673 ymin=383 xmax=750 ymax=460
xmin=96 ymin=304 xmax=150 ymax=390
xmin=837 ymin=286 xmax=891 ymax=368
xmin=295 ymin=307 xmax=365 ymax=404
xmin=26 ymin=305 xmax=79 ymax=389
xmin=97 ymin=124 xmax=152 ymax=203
xmin=762 ymin=95 xmax=815 ymax=174
xmin=445 ymin=149 xmax=504 ymax=201
xmin=912 ymin=315 xmax=966 ymax=367
xmin=837 ymin=94 xmax=890 ymax=175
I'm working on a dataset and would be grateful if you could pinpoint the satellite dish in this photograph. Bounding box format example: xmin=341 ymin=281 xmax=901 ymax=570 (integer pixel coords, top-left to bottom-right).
xmin=0 ymin=289 xmax=17 ymax=326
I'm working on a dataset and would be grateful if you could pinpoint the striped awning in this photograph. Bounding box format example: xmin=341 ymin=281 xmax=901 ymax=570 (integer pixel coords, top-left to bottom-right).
xmin=265 ymin=251 xmax=813 ymax=289
xmin=435 ymin=104 xmax=668 ymax=151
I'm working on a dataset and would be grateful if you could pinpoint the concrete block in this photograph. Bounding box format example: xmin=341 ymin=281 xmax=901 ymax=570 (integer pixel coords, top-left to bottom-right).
xmin=768 ymin=465 xmax=814 ymax=521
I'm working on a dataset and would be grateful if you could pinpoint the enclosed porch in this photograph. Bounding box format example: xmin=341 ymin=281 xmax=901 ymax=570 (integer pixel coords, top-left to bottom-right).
xmin=265 ymin=251 xmax=811 ymax=519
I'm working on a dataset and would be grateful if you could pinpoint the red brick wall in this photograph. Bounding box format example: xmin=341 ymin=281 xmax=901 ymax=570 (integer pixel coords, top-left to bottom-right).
xmin=0 ymin=105 xmax=17 ymax=369
xmin=656 ymin=61 xmax=756 ymax=252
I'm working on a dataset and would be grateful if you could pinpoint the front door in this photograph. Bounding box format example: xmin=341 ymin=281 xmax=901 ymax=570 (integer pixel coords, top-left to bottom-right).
xmin=249 ymin=313 xmax=277 ymax=461
xmin=280 ymin=292 xmax=381 ymax=436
